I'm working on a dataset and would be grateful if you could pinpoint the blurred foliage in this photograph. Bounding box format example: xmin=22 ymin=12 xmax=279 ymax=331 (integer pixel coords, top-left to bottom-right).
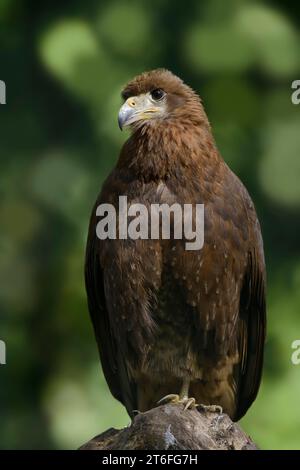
xmin=0 ymin=0 xmax=300 ymax=450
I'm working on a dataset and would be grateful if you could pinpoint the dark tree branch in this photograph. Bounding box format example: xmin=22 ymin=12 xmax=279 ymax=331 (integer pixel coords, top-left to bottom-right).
xmin=79 ymin=404 xmax=258 ymax=450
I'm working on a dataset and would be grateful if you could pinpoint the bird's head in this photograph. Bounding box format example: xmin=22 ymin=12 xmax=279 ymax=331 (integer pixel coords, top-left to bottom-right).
xmin=118 ymin=69 xmax=206 ymax=131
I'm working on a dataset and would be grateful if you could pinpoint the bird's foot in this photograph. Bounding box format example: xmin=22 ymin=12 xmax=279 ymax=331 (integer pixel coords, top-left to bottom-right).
xmin=182 ymin=397 xmax=198 ymax=411
xmin=198 ymin=404 xmax=223 ymax=414
xmin=157 ymin=393 xmax=180 ymax=406
xmin=157 ymin=394 xmax=198 ymax=410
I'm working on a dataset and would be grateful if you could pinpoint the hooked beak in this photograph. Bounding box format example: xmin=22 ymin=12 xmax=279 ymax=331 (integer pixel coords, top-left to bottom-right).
xmin=118 ymin=98 xmax=137 ymax=130
xmin=118 ymin=94 xmax=162 ymax=130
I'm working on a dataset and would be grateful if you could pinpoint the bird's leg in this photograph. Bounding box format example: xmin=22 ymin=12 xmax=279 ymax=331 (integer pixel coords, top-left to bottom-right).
xmin=179 ymin=378 xmax=197 ymax=410
xmin=180 ymin=379 xmax=223 ymax=414
xmin=157 ymin=379 xmax=198 ymax=410
xmin=179 ymin=378 xmax=189 ymax=400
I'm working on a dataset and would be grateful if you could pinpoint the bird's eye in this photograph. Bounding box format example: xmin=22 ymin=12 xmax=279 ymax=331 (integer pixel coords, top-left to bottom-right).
xmin=150 ymin=88 xmax=165 ymax=101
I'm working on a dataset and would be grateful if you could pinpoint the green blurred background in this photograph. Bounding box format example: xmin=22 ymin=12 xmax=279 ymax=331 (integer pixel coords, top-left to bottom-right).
xmin=0 ymin=0 xmax=300 ymax=450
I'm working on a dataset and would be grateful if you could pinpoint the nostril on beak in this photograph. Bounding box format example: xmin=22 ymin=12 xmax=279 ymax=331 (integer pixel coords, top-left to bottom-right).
xmin=127 ymin=98 xmax=136 ymax=108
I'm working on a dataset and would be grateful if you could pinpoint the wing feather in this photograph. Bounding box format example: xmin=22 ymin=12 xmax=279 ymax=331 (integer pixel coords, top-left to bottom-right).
xmin=235 ymin=219 xmax=266 ymax=420
xmin=85 ymin=209 xmax=137 ymax=417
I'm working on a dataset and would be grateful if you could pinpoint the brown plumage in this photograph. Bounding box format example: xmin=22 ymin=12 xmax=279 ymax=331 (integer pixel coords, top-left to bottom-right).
xmin=85 ymin=69 xmax=266 ymax=421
